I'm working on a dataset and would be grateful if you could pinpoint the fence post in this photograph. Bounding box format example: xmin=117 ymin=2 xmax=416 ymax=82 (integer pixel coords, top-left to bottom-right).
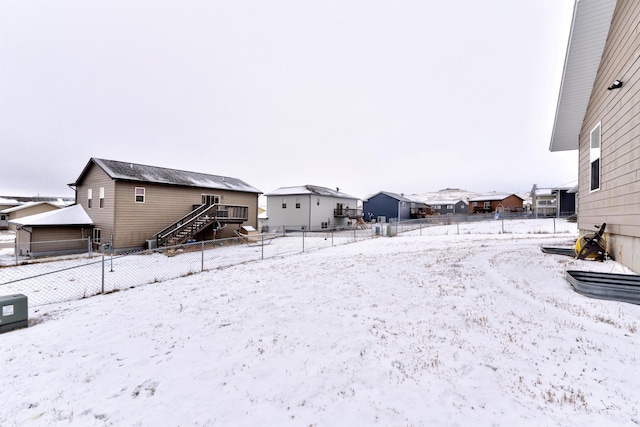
xmin=261 ymin=234 xmax=264 ymax=260
xmin=14 ymin=239 xmax=18 ymax=266
xmin=302 ymin=230 xmax=305 ymax=252
xmin=201 ymin=241 xmax=204 ymax=271
xmin=553 ymin=217 xmax=556 ymax=234
xmin=101 ymin=248 xmax=105 ymax=294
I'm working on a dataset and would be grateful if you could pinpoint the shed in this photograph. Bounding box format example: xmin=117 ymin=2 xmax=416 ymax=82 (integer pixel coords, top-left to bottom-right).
xmin=10 ymin=204 xmax=94 ymax=257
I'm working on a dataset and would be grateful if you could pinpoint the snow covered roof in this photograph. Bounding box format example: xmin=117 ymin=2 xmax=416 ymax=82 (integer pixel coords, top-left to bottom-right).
xmin=264 ymin=185 xmax=358 ymax=200
xmin=0 ymin=197 xmax=20 ymax=205
xmin=0 ymin=201 xmax=60 ymax=214
xmin=468 ymin=194 xmax=523 ymax=202
xmin=363 ymin=191 xmax=416 ymax=202
xmin=9 ymin=204 xmax=93 ymax=227
xmin=549 ymin=0 xmax=617 ymax=152
xmin=73 ymin=158 xmax=261 ymax=194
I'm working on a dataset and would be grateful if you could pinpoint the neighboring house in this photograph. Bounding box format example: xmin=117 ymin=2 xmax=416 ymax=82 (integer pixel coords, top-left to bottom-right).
xmin=530 ymin=185 xmax=556 ymax=218
xmin=10 ymin=204 xmax=93 ymax=257
xmin=554 ymin=187 xmax=576 ymax=218
xmin=70 ymin=158 xmax=261 ymax=251
xmin=264 ymin=185 xmax=362 ymax=231
xmin=550 ymin=0 xmax=640 ymax=272
xmin=0 ymin=197 xmax=20 ymax=229
xmin=468 ymin=194 xmax=524 ymax=214
xmin=363 ymin=192 xmax=418 ymax=222
xmin=530 ymin=185 xmax=576 ymax=218
xmin=1 ymin=202 xmax=62 ymax=231
xmin=426 ymin=200 xmax=468 ymax=215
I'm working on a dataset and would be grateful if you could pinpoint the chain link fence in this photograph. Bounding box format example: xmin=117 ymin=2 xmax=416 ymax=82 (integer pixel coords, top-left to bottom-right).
xmin=0 ymin=216 xmax=573 ymax=308
xmin=0 ymin=226 xmax=376 ymax=307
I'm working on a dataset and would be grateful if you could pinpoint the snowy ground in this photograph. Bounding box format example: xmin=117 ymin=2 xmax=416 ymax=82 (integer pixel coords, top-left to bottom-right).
xmin=0 ymin=219 xmax=639 ymax=426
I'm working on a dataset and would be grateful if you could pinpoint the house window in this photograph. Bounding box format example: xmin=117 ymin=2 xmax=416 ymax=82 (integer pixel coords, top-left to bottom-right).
xmin=99 ymin=187 xmax=105 ymax=208
xmin=87 ymin=189 xmax=92 ymax=208
xmin=484 ymin=201 xmax=491 ymax=209
xmin=447 ymin=205 xmax=453 ymax=210
xmin=282 ymin=198 xmax=287 ymax=209
xmin=93 ymin=228 xmax=101 ymax=244
xmin=135 ymin=187 xmax=145 ymax=203
xmin=590 ymin=123 xmax=601 ymax=191
xmin=296 ymin=198 xmax=301 ymax=209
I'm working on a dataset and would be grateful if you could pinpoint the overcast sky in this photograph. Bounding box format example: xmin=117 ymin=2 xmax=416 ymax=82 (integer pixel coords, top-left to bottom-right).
xmin=0 ymin=0 xmax=577 ymax=199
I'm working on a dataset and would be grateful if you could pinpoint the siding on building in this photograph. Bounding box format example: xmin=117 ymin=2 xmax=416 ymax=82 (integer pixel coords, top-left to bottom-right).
xmin=16 ymin=226 xmax=90 ymax=256
xmin=577 ymin=0 xmax=640 ymax=271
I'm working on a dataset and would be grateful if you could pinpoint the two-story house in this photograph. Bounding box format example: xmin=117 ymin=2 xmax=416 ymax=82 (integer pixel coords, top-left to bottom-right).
xmin=71 ymin=158 xmax=261 ymax=251
xmin=264 ymin=185 xmax=362 ymax=231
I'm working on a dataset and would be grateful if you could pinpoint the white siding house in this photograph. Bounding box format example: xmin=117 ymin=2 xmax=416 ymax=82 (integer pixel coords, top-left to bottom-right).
xmin=264 ymin=185 xmax=362 ymax=231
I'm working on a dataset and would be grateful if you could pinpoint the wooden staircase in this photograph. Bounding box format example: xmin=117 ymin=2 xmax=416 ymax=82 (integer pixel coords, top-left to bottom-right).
xmin=154 ymin=203 xmax=249 ymax=247
xmin=355 ymin=217 xmax=369 ymax=230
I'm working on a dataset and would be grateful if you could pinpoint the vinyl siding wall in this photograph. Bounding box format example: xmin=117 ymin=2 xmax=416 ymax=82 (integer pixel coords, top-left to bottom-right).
xmin=579 ymin=0 xmax=640 ymax=272
xmin=112 ymin=181 xmax=258 ymax=249
xmin=266 ymin=195 xmax=356 ymax=230
xmin=16 ymin=227 xmax=90 ymax=256
xmin=77 ymin=164 xmax=116 ymax=245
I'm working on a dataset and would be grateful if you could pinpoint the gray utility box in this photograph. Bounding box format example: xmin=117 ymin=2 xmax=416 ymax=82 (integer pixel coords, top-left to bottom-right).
xmin=0 ymin=294 xmax=28 ymax=333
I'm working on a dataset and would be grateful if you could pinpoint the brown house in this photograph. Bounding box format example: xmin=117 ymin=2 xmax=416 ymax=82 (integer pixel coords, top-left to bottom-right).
xmin=468 ymin=194 xmax=524 ymax=214
xmin=550 ymin=0 xmax=640 ymax=273
xmin=70 ymin=158 xmax=262 ymax=252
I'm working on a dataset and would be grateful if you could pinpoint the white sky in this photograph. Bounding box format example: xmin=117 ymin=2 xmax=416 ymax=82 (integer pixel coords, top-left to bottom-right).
xmin=0 ymin=0 xmax=578 ymax=199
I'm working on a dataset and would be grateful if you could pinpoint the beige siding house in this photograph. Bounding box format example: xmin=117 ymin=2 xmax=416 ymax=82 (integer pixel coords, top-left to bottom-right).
xmin=0 ymin=197 xmax=20 ymax=229
xmin=71 ymin=158 xmax=261 ymax=251
xmin=550 ymin=0 xmax=640 ymax=272
xmin=1 ymin=202 xmax=61 ymax=232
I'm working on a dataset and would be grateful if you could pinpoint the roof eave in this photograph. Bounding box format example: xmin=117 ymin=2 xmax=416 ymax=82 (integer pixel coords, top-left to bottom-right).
xmin=549 ymin=0 xmax=617 ymax=152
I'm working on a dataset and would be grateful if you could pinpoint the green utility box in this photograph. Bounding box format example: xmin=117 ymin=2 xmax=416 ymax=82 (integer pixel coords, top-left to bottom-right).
xmin=0 ymin=294 xmax=28 ymax=333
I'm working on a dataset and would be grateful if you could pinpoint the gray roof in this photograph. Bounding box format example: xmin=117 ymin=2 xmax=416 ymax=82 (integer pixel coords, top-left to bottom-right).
xmin=364 ymin=191 xmax=415 ymax=203
xmin=264 ymin=185 xmax=358 ymax=200
xmin=549 ymin=0 xmax=617 ymax=152
xmin=74 ymin=158 xmax=261 ymax=194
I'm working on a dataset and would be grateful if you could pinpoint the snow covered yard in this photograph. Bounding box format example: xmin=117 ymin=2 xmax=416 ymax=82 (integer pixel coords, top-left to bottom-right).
xmin=0 ymin=219 xmax=638 ymax=426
